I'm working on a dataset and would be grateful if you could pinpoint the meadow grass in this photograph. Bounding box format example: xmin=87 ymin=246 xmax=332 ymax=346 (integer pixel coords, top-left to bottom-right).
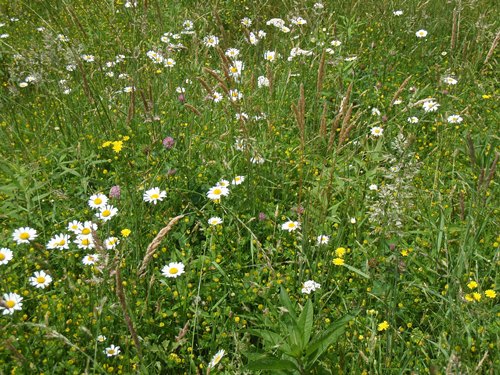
xmin=0 ymin=0 xmax=498 ymax=373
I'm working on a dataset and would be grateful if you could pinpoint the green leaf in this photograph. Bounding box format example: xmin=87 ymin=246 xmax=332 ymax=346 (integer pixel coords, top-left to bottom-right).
xmin=305 ymin=315 xmax=353 ymax=364
xmin=248 ymin=329 xmax=285 ymax=348
xmin=279 ymin=286 xmax=297 ymax=320
xmin=343 ymin=264 xmax=370 ymax=279
xmin=247 ymin=354 xmax=300 ymax=371
xmin=297 ymin=299 xmax=314 ymax=347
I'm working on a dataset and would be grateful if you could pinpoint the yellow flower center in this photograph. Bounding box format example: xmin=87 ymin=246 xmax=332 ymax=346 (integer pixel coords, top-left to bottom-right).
xmin=20 ymin=232 xmax=30 ymax=240
xmin=0 ymin=254 xmax=5 ymax=261
xmin=102 ymin=210 xmax=111 ymax=217
xmin=213 ymin=188 xmax=221 ymax=195
xmin=82 ymin=228 xmax=91 ymax=235
xmin=94 ymin=198 xmax=102 ymax=205
xmin=169 ymin=268 xmax=178 ymax=275
xmin=108 ymin=349 xmax=115 ymax=355
xmin=5 ymin=300 xmax=15 ymax=308
xmin=37 ymin=276 xmax=46 ymax=283
xmin=288 ymin=223 xmax=295 ymax=228
xmin=58 ymin=239 xmax=66 ymax=246
xmin=151 ymin=194 xmax=159 ymax=199
xmin=82 ymin=239 xmax=90 ymax=246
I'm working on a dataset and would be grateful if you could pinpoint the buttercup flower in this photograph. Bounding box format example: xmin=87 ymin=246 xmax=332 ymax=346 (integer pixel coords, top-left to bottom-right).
xmin=1 ymin=292 xmax=23 ymax=315
xmin=0 ymin=248 xmax=13 ymax=265
xmin=12 ymin=227 xmax=38 ymax=244
xmin=281 ymin=220 xmax=300 ymax=232
xmin=378 ymin=321 xmax=390 ymax=331
xmin=143 ymin=187 xmax=167 ymax=204
xmin=208 ymin=349 xmax=225 ymax=369
xmin=162 ymin=262 xmax=185 ymax=278
xmin=29 ymin=270 xmax=53 ymax=289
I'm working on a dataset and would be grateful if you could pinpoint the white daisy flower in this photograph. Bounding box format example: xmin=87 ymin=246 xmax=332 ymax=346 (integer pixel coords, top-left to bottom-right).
xmin=447 ymin=115 xmax=463 ymax=123
xmin=104 ymin=237 xmax=120 ymax=250
xmin=0 ymin=292 xmax=23 ymax=315
xmin=422 ymin=100 xmax=440 ymax=112
xmin=97 ymin=205 xmax=118 ymax=222
xmin=370 ymin=126 xmax=384 ymax=137
xmin=207 ymin=186 xmax=230 ymax=201
xmin=82 ymin=253 xmax=99 ymax=265
xmin=161 ymin=262 xmax=185 ymax=278
xmin=46 ymin=233 xmax=70 ymax=250
xmin=29 ymin=270 xmax=53 ymax=289
xmin=104 ymin=344 xmax=121 ymax=357
xmin=143 ymin=187 xmax=167 ymax=204
xmin=416 ymin=29 xmax=428 ymax=38
xmin=12 ymin=227 xmax=38 ymax=244
xmin=75 ymin=235 xmax=95 ymax=250
xmin=208 ymin=349 xmax=226 ymax=369
xmin=208 ymin=217 xmax=223 ymax=226
xmin=77 ymin=221 xmax=98 ymax=236
xmin=281 ymin=220 xmax=300 ymax=232
xmin=231 ymin=176 xmax=245 ymax=185
xmin=316 ymin=235 xmax=330 ymax=245
xmin=0 ymin=248 xmax=13 ymax=265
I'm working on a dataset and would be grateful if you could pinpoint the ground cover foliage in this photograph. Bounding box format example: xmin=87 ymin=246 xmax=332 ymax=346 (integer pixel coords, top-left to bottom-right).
xmin=0 ymin=0 xmax=499 ymax=373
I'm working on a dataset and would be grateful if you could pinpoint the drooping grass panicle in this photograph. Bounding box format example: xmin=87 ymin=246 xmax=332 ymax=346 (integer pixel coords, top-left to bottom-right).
xmin=138 ymin=214 xmax=185 ymax=277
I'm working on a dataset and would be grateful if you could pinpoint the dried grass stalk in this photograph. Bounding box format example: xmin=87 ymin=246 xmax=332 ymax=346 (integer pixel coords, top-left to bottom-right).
xmin=391 ymin=75 xmax=412 ymax=106
xmin=138 ymin=215 xmax=185 ymax=277
xmin=203 ymin=67 xmax=230 ymax=95
xmin=184 ymin=103 xmax=202 ymax=116
xmin=451 ymin=8 xmax=458 ymax=51
xmin=319 ymin=102 xmax=328 ymax=137
xmin=126 ymin=88 xmax=135 ymax=126
xmin=466 ymin=133 xmax=477 ymax=167
xmin=115 ymin=264 xmax=142 ymax=357
xmin=316 ymin=50 xmax=326 ymax=98
xmin=197 ymin=77 xmax=213 ymax=96
xmin=484 ymin=31 xmax=500 ymax=65
xmin=175 ymin=321 xmax=190 ymax=342
xmin=484 ymin=152 xmax=499 ymax=189
xmin=327 ymin=112 xmax=342 ymax=151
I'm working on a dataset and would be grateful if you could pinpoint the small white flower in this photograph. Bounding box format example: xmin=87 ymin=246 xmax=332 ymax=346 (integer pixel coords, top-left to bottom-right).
xmin=443 ymin=76 xmax=458 ymax=85
xmin=241 ymin=17 xmax=252 ymax=27
xmin=316 ymin=235 xmax=330 ymax=245
xmin=407 ymin=116 xmax=419 ymax=123
xmin=209 ymin=349 xmax=226 ymax=369
xmin=203 ymin=35 xmax=219 ymax=47
xmin=97 ymin=205 xmax=118 ymax=222
xmin=0 ymin=292 xmax=23 ymax=315
xmin=447 ymin=114 xmax=463 ymax=123
xmin=162 ymin=262 xmax=185 ymax=278
xmin=330 ymin=40 xmax=342 ymax=47
xmin=393 ymin=10 xmax=403 ymax=16
xmin=350 ymin=217 xmax=357 ymax=224
xmin=370 ymin=127 xmax=384 ymax=137
xmin=416 ymin=29 xmax=428 ymax=38
xmin=0 ymin=248 xmax=13 ymax=265
xmin=82 ymin=253 xmax=99 ymax=265
xmin=29 ymin=270 xmax=53 ymax=289
xmin=104 ymin=344 xmax=121 ymax=357
xmin=231 ymin=176 xmax=245 ymax=185
xmin=208 ymin=217 xmax=223 ymax=226
xmin=81 ymin=54 xmax=95 ymax=62
xmin=264 ymin=51 xmax=277 ymax=62
xmin=97 ymin=335 xmax=107 ymax=343
xmin=422 ymin=100 xmax=440 ymax=112
xmin=143 ymin=187 xmax=167 ymax=204
xmin=88 ymin=193 xmax=108 ymax=210
xmin=104 ymin=237 xmax=120 ymax=250
xmin=207 ymin=185 xmax=230 ymax=201
xmin=46 ymin=233 xmax=71 ymax=250
xmin=282 ymin=220 xmax=300 ymax=232
xmin=12 ymin=227 xmax=38 ymax=244
xmin=369 ymin=184 xmax=378 ymax=191
xmin=257 ymin=76 xmax=270 ymax=88
xmin=301 ymin=280 xmax=321 ymax=294
xmin=371 ymin=107 xmax=381 ymax=116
